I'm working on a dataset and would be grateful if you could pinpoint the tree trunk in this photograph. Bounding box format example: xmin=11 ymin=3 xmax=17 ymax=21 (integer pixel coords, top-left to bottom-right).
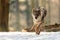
xmin=0 ymin=0 xmax=9 ymax=31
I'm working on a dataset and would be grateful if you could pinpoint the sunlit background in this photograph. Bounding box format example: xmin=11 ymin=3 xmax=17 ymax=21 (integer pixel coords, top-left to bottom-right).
xmin=9 ymin=0 xmax=60 ymax=31
xmin=0 ymin=0 xmax=60 ymax=32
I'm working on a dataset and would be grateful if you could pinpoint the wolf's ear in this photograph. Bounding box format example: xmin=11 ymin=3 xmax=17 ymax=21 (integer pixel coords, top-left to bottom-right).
xmin=32 ymin=8 xmax=35 ymax=14
xmin=44 ymin=9 xmax=47 ymax=17
xmin=41 ymin=9 xmax=47 ymax=21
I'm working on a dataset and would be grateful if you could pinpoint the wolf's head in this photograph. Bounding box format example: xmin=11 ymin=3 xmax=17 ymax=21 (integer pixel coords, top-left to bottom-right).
xmin=32 ymin=7 xmax=41 ymax=19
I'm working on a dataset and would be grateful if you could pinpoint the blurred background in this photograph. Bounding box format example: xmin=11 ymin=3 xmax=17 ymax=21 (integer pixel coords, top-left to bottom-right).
xmin=0 ymin=0 xmax=60 ymax=32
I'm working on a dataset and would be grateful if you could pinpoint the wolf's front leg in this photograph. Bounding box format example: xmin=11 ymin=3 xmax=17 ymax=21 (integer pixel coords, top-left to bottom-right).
xmin=35 ymin=22 xmax=43 ymax=35
xmin=35 ymin=25 xmax=41 ymax=35
xmin=30 ymin=24 xmax=36 ymax=32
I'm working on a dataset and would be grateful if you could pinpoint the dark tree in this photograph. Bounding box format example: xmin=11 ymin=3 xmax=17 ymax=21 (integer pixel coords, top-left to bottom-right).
xmin=0 ymin=0 xmax=9 ymax=31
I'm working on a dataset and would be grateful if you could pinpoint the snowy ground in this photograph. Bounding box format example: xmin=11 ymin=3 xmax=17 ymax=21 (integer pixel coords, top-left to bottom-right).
xmin=0 ymin=32 xmax=60 ymax=40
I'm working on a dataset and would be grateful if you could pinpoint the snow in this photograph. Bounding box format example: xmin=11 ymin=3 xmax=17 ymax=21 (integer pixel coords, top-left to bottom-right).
xmin=0 ymin=32 xmax=60 ymax=40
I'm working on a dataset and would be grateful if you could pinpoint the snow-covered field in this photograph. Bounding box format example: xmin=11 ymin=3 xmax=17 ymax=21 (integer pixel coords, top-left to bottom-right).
xmin=0 ymin=32 xmax=60 ymax=40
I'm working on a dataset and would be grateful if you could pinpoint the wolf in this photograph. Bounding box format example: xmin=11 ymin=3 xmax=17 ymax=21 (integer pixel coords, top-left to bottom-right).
xmin=31 ymin=7 xmax=47 ymax=35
